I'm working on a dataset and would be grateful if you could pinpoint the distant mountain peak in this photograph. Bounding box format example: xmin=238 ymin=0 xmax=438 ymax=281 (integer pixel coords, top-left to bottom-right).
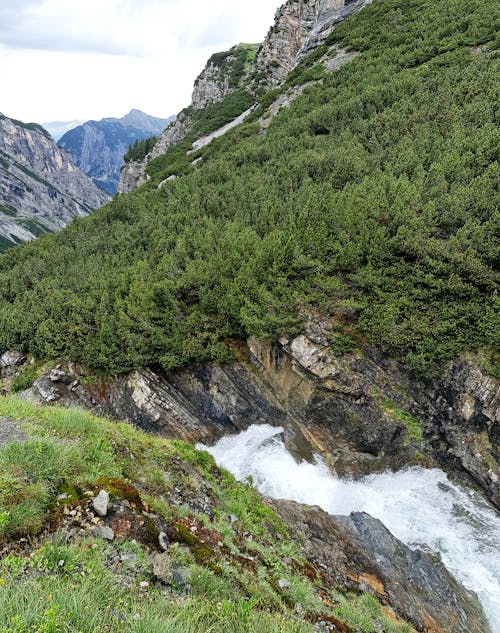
xmin=58 ymin=110 xmax=175 ymax=195
xmin=0 ymin=113 xmax=109 ymax=251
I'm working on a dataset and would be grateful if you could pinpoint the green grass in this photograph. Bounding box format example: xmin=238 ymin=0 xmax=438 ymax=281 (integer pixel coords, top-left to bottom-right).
xmin=10 ymin=366 xmax=38 ymax=393
xmin=380 ymin=396 xmax=423 ymax=443
xmin=0 ymin=396 xmax=414 ymax=633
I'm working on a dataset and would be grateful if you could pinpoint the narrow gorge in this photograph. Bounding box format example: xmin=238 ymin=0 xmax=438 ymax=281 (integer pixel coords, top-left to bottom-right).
xmin=0 ymin=0 xmax=498 ymax=631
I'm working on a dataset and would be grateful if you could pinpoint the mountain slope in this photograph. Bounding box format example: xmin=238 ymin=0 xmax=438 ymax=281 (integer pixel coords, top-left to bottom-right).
xmin=119 ymin=1 xmax=370 ymax=194
xmin=0 ymin=0 xmax=498 ymax=379
xmin=0 ymin=395 xmax=490 ymax=633
xmin=118 ymin=44 xmax=260 ymax=193
xmin=42 ymin=119 xmax=86 ymax=141
xmin=0 ymin=113 xmax=110 ymax=252
xmin=59 ymin=110 xmax=174 ymax=194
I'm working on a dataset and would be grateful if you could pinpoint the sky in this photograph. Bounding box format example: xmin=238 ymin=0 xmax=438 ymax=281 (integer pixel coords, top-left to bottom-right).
xmin=0 ymin=0 xmax=281 ymax=125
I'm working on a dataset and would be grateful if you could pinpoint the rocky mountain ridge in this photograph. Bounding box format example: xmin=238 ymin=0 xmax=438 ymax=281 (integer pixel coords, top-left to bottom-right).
xmin=0 ymin=113 xmax=110 ymax=251
xmin=118 ymin=0 xmax=368 ymax=193
xmin=60 ymin=109 xmax=174 ymax=194
xmin=42 ymin=119 xmax=86 ymax=141
xmin=253 ymin=0 xmax=368 ymax=88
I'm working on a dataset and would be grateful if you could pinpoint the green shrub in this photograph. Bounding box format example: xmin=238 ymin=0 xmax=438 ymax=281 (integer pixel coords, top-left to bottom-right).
xmin=10 ymin=366 xmax=38 ymax=393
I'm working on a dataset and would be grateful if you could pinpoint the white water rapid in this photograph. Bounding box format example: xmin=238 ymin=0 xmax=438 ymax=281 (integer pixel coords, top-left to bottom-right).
xmin=199 ymin=424 xmax=500 ymax=632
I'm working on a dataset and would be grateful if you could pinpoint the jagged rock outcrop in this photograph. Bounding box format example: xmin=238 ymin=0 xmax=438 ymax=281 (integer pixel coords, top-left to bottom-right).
xmin=59 ymin=109 xmax=173 ymax=195
xmin=191 ymin=51 xmax=245 ymax=109
xmin=270 ymin=501 xmax=491 ymax=633
xmin=253 ymin=0 xmax=368 ymax=89
xmin=147 ymin=111 xmax=196 ymax=162
xmin=0 ymin=113 xmax=110 ymax=251
xmin=116 ymin=159 xmax=148 ymax=193
xmin=422 ymin=358 xmax=499 ymax=508
xmin=118 ymin=46 xmax=259 ymax=193
xmin=119 ymin=1 xmax=371 ymax=194
xmin=14 ymin=322 xmax=499 ymax=508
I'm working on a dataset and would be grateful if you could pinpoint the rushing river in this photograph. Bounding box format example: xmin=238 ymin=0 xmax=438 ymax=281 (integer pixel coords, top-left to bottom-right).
xmin=199 ymin=424 xmax=500 ymax=633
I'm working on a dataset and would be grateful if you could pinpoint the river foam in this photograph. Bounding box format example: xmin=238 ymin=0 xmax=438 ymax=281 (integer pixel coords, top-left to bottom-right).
xmin=199 ymin=424 xmax=500 ymax=632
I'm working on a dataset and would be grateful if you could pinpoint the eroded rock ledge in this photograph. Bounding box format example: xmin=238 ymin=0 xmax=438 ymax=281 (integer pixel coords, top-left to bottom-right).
xmin=5 ymin=326 xmax=498 ymax=508
xmin=268 ymin=501 xmax=491 ymax=633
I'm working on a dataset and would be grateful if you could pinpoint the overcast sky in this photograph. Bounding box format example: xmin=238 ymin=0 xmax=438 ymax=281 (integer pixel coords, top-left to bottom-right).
xmin=0 ymin=0 xmax=280 ymax=125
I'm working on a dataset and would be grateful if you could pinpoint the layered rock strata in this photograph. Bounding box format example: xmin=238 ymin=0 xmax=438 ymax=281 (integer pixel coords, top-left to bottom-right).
xmin=270 ymin=501 xmax=491 ymax=633
xmin=11 ymin=325 xmax=499 ymax=509
xmin=0 ymin=114 xmax=109 ymax=249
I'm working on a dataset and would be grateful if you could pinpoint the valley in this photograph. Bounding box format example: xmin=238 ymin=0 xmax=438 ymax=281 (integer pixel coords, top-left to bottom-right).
xmin=0 ymin=0 xmax=498 ymax=631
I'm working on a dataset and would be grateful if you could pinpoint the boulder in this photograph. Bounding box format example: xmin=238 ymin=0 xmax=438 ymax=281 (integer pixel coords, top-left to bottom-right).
xmin=92 ymin=490 xmax=110 ymax=517
xmin=269 ymin=499 xmax=491 ymax=633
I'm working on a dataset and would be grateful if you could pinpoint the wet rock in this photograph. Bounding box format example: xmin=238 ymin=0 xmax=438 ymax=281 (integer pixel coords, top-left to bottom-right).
xmin=92 ymin=490 xmax=110 ymax=517
xmin=270 ymin=499 xmax=491 ymax=633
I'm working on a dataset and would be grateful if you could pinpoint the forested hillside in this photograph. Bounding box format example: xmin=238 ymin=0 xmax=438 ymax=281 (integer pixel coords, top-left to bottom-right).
xmin=0 ymin=0 xmax=498 ymax=378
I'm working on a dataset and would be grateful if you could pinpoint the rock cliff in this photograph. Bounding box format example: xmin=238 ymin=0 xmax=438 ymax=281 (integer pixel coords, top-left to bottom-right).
xmin=118 ymin=45 xmax=259 ymax=193
xmin=10 ymin=322 xmax=498 ymax=509
xmin=59 ymin=110 xmax=173 ymax=195
xmin=0 ymin=113 xmax=110 ymax=251
xmin=270 ymin=502 xmax=490 ymax=633
xmin=119 ymin=0 xmax=370 ymax=194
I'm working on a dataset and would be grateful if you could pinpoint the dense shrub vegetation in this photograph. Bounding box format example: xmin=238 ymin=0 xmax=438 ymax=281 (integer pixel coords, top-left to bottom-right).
xmin=204 ymin=44 xmax=259 ymax=89
xmin=0 ymin=0 xmax=498 ymax=378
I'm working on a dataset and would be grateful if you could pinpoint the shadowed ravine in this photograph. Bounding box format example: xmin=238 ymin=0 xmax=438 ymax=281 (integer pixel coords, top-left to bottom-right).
xmin=200 ymin=424 xmax=500 ymax=632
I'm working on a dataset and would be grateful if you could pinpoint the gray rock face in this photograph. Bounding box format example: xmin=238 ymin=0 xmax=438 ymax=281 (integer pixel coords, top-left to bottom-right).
xmin=191 ymin=62 xmax=235 ymax=110
xmin=0 ymin=113 xmax=110 ymax=251
xmin=0 ymin=350 xmax=26 ymax=371
xmin=92 ymin=490 xmax=110 ymax=517
xmin=59 ymin=110 xmax=173 ymax=195
xmin=117 ymin=159 xmax=148 ymax=194
xmin=270 ymin=500 xmax=491 ymax=633
xmin=253 ymin=0 xmax=368 ymax=89
xmin=422 ymin=359 xmax=499 ymax=508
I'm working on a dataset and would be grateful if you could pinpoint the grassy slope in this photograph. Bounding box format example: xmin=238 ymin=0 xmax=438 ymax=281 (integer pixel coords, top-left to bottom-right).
xmin=0 ymin=397 xmax=412 ymax=633
xmin=0 ymin=0 xmax=498 ymax=378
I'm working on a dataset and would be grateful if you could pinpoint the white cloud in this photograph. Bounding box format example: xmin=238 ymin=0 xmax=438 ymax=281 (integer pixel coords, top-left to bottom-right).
xmin=0 ymin=0 xmax=280 ymax=123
